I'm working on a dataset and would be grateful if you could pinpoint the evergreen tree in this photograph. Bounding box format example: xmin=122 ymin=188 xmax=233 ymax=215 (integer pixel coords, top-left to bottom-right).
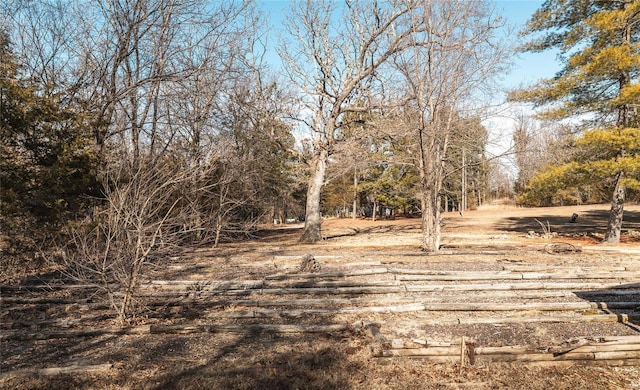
xmin=0 ymin=28 xmax=97 ymax=275
xmin=512 ymin=0 xmax=640 ymax=243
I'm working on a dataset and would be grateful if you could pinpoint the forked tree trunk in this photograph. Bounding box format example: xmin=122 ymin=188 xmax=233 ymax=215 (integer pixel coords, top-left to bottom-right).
xmin=604 ymin=172 xmax=625 ymax=243
xmin=300 ymin=148 xmax=328 ymax=243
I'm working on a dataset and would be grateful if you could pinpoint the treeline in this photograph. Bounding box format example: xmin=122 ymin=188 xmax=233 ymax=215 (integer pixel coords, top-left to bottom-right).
xmin=1 ymin=1 xmax=502 ymax=286
xmin=512 ymin=118 xmax=640 ymax=207
xmin=0 ymin=1 xmax=299 ymax=282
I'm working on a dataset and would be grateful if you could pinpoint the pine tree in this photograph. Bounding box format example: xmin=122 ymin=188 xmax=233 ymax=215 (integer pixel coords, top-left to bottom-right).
xmin=512 ymin=0 xmax=640 ymax=243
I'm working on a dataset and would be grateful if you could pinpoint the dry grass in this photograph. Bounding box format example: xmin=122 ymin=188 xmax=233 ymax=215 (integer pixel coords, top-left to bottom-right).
xmin=2 ymin=203 xmax=640 ymax=389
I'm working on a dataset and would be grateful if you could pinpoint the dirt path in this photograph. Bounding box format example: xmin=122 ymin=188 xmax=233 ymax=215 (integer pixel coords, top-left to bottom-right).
xmin=2 ymin=204 xmax=640 ymax=389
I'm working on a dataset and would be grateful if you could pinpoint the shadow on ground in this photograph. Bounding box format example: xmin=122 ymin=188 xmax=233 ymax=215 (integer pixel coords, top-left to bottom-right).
xmin=148 ymin=331 xmax=361 ymax=389
xmin=574 ymin=282 xmax=640 ymax=333
xmin=495 ymin=209 xmax=640 ymax=240
xmin=2 ymin=330 xmax=364 ymax=390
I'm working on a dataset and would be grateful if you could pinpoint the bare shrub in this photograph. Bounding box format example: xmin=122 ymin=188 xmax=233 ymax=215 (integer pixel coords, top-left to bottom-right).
xmin=61 ymin=160 xmax=191 ymax=325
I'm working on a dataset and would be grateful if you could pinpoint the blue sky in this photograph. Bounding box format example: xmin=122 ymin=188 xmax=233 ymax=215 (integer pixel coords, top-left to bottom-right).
xmin=495 ymin=0 xmax=562 ymax=89
xmin=259 ymin=0 xmax=562 ymax=92
xmin=258 ymin=0 xmax=560 ymax=159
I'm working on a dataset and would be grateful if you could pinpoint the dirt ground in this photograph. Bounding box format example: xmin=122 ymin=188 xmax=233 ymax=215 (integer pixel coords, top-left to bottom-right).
xmin=2 ymin=203 xmax=640 ymax=389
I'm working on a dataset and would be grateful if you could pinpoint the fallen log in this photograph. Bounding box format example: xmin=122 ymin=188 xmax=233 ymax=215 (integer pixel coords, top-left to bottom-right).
xmin=521 ymin=358 xmax=640 ymax=367
xmin=380 ymin=335 xmax=640 ymax=355
xmin=416 ymin=313 xmax=640 ymax=326
xmin=267 ymin=280 xmax=400 ymax=288
xmin=0 ymin=322 xmax=349 ymax=340
xmin=111 ymin=285 xmax=407 ymax=298
xmin=1 ymin=314 xmax=116 ymax=330
xmin=394 ymin=271 xmax=640 ymax=281
xmin=0 ymin=284 xmax=105 ymax=291
xmin=248 ymin=296 xmax=419 ymax=307
xmin=128 ymin=289 xmax=582 ymax=301
xmin=406 ymin=281 xmax=640 ymax=292
xmin=380 ymin=343 xmax=640 ymax=363
xmin=205 ymin=303 xmax=427 ymax=318
xmin=143 ymin=280 xmax=264 ymax=290
xmin=501 ymin=265 xmax=629 ymax=272
xmin=0 ymin=363 xmax=113 ymax=379
xmin=577 ymin=289 xmax=640 ymax=296
xmin=395 ymin=273 xmax=523 ymax=281
xmin=0 ymin=326 xmax=151 ymax=341
xmin=420 ymin=302 xmax=639 ymax=311
xmin=202 ymin=301 xmax=639 ymax=319
xmin=219 ymin=286 xmax=407 ymax=295
xmin=0 ymin=297 xmax=88 ymax=305
xmin=520 ymin=272 xmax=640 ymax=280
xmin=265 ymin=267 xmax=388 ymax=280
xmin=123 ymin=281 xmax=640 ymax=298
xmin=149 ymin=323 xmax=348 ymax=334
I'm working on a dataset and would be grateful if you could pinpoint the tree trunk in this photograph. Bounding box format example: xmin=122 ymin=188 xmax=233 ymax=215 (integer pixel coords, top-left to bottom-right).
xmin=604 ymin=1 xmax=631 ymax=244
xmin=352 ymin=169 xmax=358 ymax=220
xmin=604 ymin=172 xmax=625 ymax=243
xmin=422 ymin=189 xmax=441 ymax=252
xmin=372 ymin=199 xmax=377 ymax=222
xmin=300 ymin=148 xmax=328 ymax=243
xmin=461 ymin=148 xmax=466 ymax=216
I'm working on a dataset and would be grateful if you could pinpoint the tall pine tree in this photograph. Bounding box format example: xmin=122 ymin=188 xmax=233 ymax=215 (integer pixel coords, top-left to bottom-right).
xmin=512 ymin=0 xmax=640 ymax=243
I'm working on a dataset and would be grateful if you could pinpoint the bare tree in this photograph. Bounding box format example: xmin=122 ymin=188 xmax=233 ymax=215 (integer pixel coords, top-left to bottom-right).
xmin=279 ymin=0 xmax=432 ymax=243
xmin=393 ymin=0 xmax=510 ymax=251
xmin=512 ymin=111 xmax=539 ymax=191
xmin=6 ymin=0 xmax=299 ymax=322
xmin=513 ymin=112 xmax=578 ymax=194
